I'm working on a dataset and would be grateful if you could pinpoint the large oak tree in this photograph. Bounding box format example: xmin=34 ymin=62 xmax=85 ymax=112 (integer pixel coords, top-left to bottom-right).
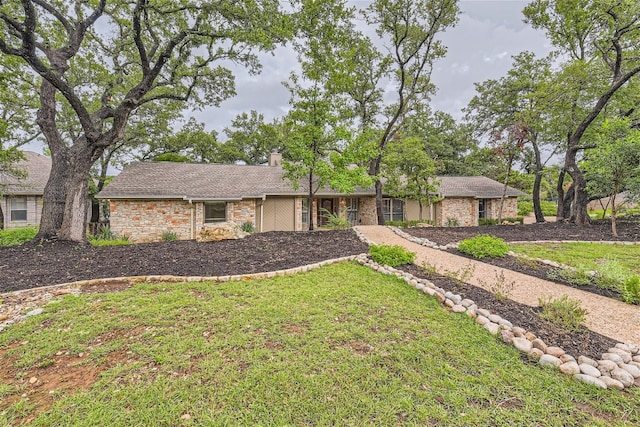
xmin=0 ymin=0 xmax=289 ymax=241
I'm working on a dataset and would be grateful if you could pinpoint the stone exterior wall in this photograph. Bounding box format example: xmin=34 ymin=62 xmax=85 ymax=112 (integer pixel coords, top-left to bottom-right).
xmin=358 ymin=197 xmax=377 ymax=225
xmin=110 ymin=199 xmax=258 ymax=242
xmin=438 ymin=198 xmax=477 ymax=227
xmin=110 ymin=199 xmax=192 ymax=242
xmin=1 ymin=196 xmax=43 ymax=229
xmin=487 ymin=197 xmax=518 ymax=219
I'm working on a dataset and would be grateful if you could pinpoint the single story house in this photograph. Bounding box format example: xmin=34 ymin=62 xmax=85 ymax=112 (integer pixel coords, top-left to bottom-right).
xmin=97 ymin=153 xmax=525 ymax=242
xmin=0 ymin=151 xmax=51 ymax=229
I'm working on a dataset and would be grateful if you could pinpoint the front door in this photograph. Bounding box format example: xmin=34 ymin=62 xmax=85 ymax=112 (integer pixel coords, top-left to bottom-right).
xmin=317 ymin=198 xmax=335 ymax=227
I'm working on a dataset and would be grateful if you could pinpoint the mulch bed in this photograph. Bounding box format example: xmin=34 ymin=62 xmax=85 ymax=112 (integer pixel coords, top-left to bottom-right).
xmin=406 ymin=215 xmax=640 ymax=245
xmin=0 ymin=230 xmax=368 ymax=293
xmin=2 ymin=222 xmax=635 ymax=360
xmin=398 ymin=264 xmax=619 ymax=360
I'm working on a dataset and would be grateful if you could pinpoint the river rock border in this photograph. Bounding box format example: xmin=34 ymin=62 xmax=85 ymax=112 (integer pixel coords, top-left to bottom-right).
xmin=0 ymin=255 xmax=360 ymax=333
xmin=355 ymin=226 xmax=640 ymax=390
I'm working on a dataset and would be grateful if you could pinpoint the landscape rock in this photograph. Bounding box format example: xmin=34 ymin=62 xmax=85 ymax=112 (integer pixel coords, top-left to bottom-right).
xmin=511 ymin=326 xmax=526 ymax=337
xmin=611 ymin=368 xmax=635 ymax=387
xmin=196 ymin=222 xmax=249 ymax=242
xmin=545 ymin=346 xmax=565 ymax=358
xmin=573 ymin=374 xmax=607 ymax=389
xmin=525 ymin=332 xmax=537 ymax=341
xmin=559 ymin=361 xmax=581 ymax=375
xmin=560 ymin=354 xmax=576 ymax=363
xmin=26 ymin=308 xmax=44 ymax=317
xmin=597 ymin=360 xmax=618 ymax=373
xmin=615 ymin=343 xmax=632 ymax=353
xmin=512 ymin=337 xmax=533 ymax=353
xmin=476 ymin=308 xmax=491 ymax=318
xmin=475 ymin=315 xmax=489 ymax=326
xmin=460 ymin=299 xmax=474 ymax=307
xmin=529 ymin=348 xmax=544 ymax=359
xmin=619 ymin=364 xmax=640 ymax=379
xmin=579 ymin=363 xmax=602 ymax=378
xmin=450 ymin=304 xmax=465 ymax=313
xmin=487 ymin=314 xmax=502 ymax=324
xmin=539 ymin=354 xmax=561 ymax=368
xmin=599 ymin=376 xmax=625 ymax=390
xmin=578 ymin=356 xmax=598 ymax=367
xmin=607 ymin=348 xmax=632 ymax=363
xmin=483 ymin=322 xmax=500 ymax=335
xmin=601 ymin=352 xmax=624 ymax=365
xmin=500 ymin=330 xmax=515 ymax=343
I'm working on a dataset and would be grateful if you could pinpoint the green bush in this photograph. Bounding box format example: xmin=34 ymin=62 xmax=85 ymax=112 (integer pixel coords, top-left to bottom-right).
xmin=369 ymin=244 xmax=416 ymax=267
xmin=547 ymin=266 xmax=592 ymax=287
xmin=319 ymin=208 xmax=351 ymax=230
xmin=458 ymin=234 xmax=509 ymax=259
xmin=0 ymin=226 xmax=38 ymax=246
xmin=162 ymin=231 xmax=178 ymax=242
xmin=518 ymin=201 xmax=556 ymax=216
xmin=593 ymin=259 xmax=631 ymax=291
xmin=89 ymin=226 xmax=131 ymax=246
xmin=241 ymin=221 xmax=256 ymax=233
xmin=538 ymin=295 xmax=588 ymax=332
xmin=621 ymin=276 xmax=640 ymax=304
xmin=518 ymin=201 xmax=533 ymax=216
xmin=445 ymin=217 xmax=459 ymax=227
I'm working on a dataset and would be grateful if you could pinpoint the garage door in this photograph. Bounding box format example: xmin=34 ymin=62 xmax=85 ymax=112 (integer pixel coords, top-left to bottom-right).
xmin=261 ymin=198 xmax=295 ymax=231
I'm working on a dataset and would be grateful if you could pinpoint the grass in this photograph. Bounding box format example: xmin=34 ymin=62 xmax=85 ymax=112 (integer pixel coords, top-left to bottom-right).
xmin=0 ymin=226 xmax=38 ymax=246
xmin=509 ymin=242 xmax=640 ymax=277
xmin=1 ymin=263 xmax=639 ymax=426
xmin=0 ymin=226 xmax=130 ymax=247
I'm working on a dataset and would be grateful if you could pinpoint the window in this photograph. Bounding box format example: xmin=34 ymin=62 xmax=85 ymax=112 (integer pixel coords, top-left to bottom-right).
xmin=478 ymin=199 xmax=487 ymax=219
xmin=301 ymin=198 xmax=309 ymax=225
xmin=382 ymin=198 xmax=404 ymax=222
xmin=204 ymin=202 xmax=226 ymax=223
xmin=10 ymin=197 xmax=27 ymax=221
xmin=346 ymin=198 xmax=359 ymax=225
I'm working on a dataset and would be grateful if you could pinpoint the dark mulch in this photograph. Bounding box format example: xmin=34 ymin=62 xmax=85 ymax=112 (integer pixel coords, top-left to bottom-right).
xmin=0 ymin=230 xmax=369 ymax=293
xmin=399 ymin=263 xmax=619 ymax=360
xmin=406 ymin=216 xmax=640 ymax=246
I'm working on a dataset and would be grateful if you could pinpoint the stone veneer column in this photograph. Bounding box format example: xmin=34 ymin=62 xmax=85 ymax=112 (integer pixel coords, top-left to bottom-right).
xmin=358 ymin=197 xmax=378 ymax=225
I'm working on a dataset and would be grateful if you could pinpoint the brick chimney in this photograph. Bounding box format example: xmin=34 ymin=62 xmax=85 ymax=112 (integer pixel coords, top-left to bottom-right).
xmin=268 ymin=152 xmax=282 ymax=167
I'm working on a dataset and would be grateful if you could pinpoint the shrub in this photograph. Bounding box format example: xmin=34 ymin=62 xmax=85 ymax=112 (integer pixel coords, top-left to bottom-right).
xmin=241 ymin=221 xmax=256 ymax=233
xmin=89 ymin=226 xmax=131 ymax=246
xmin=518 ymin=201 xmax=556 ymax=216
xmin=538 ymin=295 xmax=588 ymax=332
xmin=547 ymin=266 xmax=592 ymax=287
xmin=517 ymin=201 xmax=533 ymax=216
xmin=445 ymin=217 xmax=459 ymax=227
xmin=480 ymin=270 xmax=514 ymax=301
xmin=458 ymin=234 xmax=509 ymax=259
xmin=162 ymin=231 xmax=178 ymax=242
xmin=593 ymin=259 xmax=631 ymax=291
xmin=478 ymin=217 xmax=524 ymax=226
xmin=385 ymin=219 xmax=435 ymax=228
xmin=621 ymin=276 xmax=640 ymax=304
xmin=369 ymin=244 xmax=415 ymax=267
xmin=319 ymin=208 xmax=351 ymax=230
xmin=0 ymin=226 xmax=38 ymax=246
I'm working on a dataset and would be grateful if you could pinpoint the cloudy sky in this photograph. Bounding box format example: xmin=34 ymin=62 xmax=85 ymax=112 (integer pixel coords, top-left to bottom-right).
xmin=191 ymin=0 xmax=552 ymax=137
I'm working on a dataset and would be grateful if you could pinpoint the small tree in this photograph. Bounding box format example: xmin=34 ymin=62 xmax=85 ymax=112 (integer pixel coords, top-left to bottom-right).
xmin=584 ymin=118 xmax=640 ymax=237
xmin=382 ymin=137 xmax=439 ymax=221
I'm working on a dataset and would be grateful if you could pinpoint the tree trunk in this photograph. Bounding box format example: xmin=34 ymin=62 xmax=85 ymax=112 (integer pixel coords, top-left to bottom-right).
xmin=556 ymin=169 xmax=566 ymax=220
xmin=36 ymin=150 xmax=70 ymax=240
xmin=565 ymin=146 xmax=590 ymax=225
xmin=610 ymin=193 xmax=618 ymax=237
xmin=531 ymin=142 xmax=545 ymax=223
xmin=375 ymin=179 xmax=384 ymax=225
xmin=497 ymin=154 xmax=515 ymax=224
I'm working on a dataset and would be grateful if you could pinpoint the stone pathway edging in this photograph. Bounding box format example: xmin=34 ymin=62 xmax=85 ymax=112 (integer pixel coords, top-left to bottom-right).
xmin=354 ymin=226 xmax=640 ymax=390
xmin=0 ymin=255 xmax=361 ymax=333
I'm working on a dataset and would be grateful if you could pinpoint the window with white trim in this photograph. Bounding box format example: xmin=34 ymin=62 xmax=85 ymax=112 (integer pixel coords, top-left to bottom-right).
xmin=382 ymin=198 xmax=404 ymax=222
xmin=10 ymin=197 xmax=27 ymax=221
xmin=204 ymin=202 xmax=226 ymax=223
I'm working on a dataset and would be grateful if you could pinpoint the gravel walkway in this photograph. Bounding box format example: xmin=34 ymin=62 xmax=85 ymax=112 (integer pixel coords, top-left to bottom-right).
xmin=355 ymin=225 xmax=640 ymax=345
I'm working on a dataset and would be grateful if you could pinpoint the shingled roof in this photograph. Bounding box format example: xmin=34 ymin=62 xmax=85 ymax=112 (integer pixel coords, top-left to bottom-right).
xmin=0 ymin=151 xmax=51 ymax=195
xmin=97 ymin=161 xmax=526 ymax=200
xmin=96 ymin=161 xmax=375 ymax=200
xmin=436 ymin=176 xmax=525 ymax=198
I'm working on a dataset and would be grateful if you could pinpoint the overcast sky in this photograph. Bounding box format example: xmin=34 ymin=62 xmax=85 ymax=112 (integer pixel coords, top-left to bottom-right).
xmin=190 ymin=0 xmax=552 ymax=138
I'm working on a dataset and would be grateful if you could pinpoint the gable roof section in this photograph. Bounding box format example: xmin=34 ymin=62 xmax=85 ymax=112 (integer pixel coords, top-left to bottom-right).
xmin=96 ymin=161 xmax=375 ymax=200
xmin=0 ymin=151 xmax=51 ymax=196
xmin=97 ymin=161 xmax=526 ymax=200
xmin=436 ymin=176 xmax=525 ymax=198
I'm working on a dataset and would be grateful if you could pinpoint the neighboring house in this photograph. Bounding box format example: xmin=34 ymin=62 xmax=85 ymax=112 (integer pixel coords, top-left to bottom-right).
xmin=587 ymin=192 xmax=637 ymax=212
xmin=97 ymin=154 xmax=525 ymax=242
xmin=0 ymin=151 xmax=51 ymax=229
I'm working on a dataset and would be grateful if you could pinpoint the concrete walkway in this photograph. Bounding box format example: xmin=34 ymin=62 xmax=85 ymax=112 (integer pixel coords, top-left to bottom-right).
xmin=355 ymin=225 xmax=640 ymax=345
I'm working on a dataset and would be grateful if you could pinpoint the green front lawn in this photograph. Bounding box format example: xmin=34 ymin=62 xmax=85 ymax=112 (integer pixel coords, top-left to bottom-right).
xmin=1 ymin=263 xmax=638 ymax=426
xmin=509 ymin=242 xmax=640 ymax=276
